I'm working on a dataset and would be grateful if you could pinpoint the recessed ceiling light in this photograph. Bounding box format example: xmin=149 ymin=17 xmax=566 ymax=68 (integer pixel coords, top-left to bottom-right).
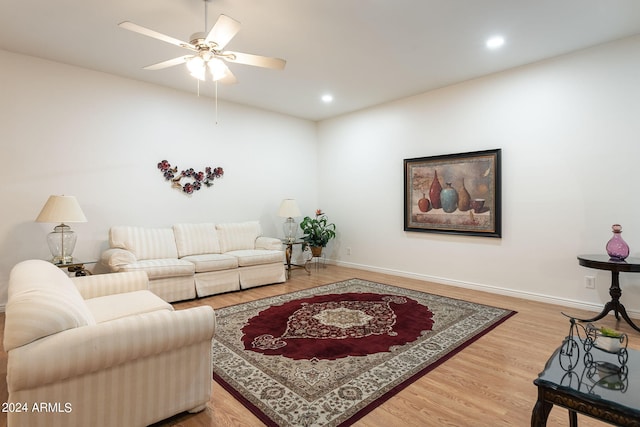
xmin=321 ymin=94 xmax=333 ymax=103
xmin=486 ymin=36 xmax=505 ymax=50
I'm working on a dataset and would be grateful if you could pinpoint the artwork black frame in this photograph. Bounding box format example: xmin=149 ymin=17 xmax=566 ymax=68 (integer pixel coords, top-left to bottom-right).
xmin=404 ymin=149 xmax=501 ymax=237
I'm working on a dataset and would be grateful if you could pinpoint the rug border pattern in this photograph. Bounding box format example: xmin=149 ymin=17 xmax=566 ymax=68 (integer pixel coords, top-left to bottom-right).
xmin=212 ymin=278 xmax=516 ymax=427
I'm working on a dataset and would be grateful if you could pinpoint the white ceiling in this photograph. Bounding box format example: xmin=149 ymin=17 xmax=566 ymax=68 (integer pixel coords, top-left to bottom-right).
xmin=2 ymin=0 xmax=640 ymax=121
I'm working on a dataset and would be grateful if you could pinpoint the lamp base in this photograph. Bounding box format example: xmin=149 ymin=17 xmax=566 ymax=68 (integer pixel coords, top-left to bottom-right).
xmin=283 ymin=217 xmax=298 ymax=243
xmin=47 ymin=224 xmax=77 ymax=265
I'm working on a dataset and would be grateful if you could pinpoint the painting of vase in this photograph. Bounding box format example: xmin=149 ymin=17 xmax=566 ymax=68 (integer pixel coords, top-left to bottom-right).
xmin=403 ymin=149 xmax=501 ymax=237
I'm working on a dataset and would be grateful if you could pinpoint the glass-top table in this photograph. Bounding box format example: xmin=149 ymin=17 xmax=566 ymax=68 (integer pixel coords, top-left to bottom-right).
xmin=532 ymin=338 xmax=640 ymax=426
xmin=281 ymin=240 xmax=310 ymax=278
xmin=49 ymin=259 xmax=96 ymax=276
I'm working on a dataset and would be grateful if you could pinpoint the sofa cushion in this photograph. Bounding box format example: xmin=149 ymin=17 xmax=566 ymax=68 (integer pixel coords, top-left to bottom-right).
xmin=110 ymin=226 xmax=179 ymax=260
xmin=85 ymin=290 xmax=173 ymax=323
xmin=4 ymin=260 xmax=96 ymax=351
xmin=256 ymin=236 xmax=285 ymax=251
xmin=181 ymin=253 xmax=239 ymax=272
xmin=119 ymin=259 xmax=195 ymax=279
xmin=173 ymin=223 xmax=221 ymax=257
xmin=216 ymin=221 xmax=261 ymax=253
xmin=226 ymin=249 xmax=284 ymax=267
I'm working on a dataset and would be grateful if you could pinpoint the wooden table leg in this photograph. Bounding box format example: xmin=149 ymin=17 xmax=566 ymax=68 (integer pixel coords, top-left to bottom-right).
xmin=572 ymin=271 xmax=640 ymax=332
xmin=531 ymin=392 xmax=553 ymax=427
xmin=284 ymin=243 xmax=293 ymax=279
xmin=569 ymin=409 xmax=578 ymax=427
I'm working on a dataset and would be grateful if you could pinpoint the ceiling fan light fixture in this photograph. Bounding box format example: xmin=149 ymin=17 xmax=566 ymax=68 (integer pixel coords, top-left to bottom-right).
xmin=208 ymin=58 xmax=228 ymax=80
xmin=190 ymin=69 xmax=206 ymax=81
xmin=186 ymin=56 xmax=205 ymax=73
xmin=186 ymin=56 xmax=207 ymax=80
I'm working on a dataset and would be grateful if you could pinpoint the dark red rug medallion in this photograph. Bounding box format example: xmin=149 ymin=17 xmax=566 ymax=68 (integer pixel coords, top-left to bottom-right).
xmin=242 ymin=292 xmax=433 ymax=360
xmin=213 ymin=279 xmax=516 ymax=427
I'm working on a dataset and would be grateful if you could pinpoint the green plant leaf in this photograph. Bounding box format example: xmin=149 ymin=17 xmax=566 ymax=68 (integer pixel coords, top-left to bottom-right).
xmin=299 ymin=212 xmax=336 ymax=247
xmin=599 ymin=326 xmax=622 ymax=338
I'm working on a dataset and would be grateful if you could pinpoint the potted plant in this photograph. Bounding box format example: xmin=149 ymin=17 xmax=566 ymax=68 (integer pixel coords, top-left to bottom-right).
xmin=300 ymin=209 xmax=336 ymax=256
xmin=595 ymin=326 xmax=624 ymax=353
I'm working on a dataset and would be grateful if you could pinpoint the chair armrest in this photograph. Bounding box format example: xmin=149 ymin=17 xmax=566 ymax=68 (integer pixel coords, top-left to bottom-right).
xmin=7 ymin=306 xmax=215 ymax=392
xmin=71 ymin=271 xmax=149 ymax=299
xmin=100 ymin=248 xmax=137 ymax=272
xmin=256 ymin=236 xmax=283 ymax=251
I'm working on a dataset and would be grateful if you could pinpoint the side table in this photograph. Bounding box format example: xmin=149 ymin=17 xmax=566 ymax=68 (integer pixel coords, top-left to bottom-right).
xmin=575 ymin=255 xmax=640 ymax=333
xmin=532 ymin=338 xmax=640 ymax=426
xmin=282 ymin=240 xmax=310 ymax=279
xmin=51 ymin=260 xmax=96 ymax=276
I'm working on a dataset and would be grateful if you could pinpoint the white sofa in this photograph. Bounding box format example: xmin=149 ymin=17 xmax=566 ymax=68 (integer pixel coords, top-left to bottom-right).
xmin=4 ymin=259 xmax=216 ymax=427
xmin=100 ymin=221 xmax=286 ymax=302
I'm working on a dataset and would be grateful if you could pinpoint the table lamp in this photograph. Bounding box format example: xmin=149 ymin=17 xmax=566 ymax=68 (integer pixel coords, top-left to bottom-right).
xmin=278 ymin=199 xmax=301 ymax=243
xmin=36 ymin=195 xmax=87 ymax=264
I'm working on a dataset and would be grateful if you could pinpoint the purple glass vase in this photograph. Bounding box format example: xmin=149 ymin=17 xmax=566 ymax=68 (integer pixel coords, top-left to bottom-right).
xmin=606 ymin=224 xmax=630 ymax=260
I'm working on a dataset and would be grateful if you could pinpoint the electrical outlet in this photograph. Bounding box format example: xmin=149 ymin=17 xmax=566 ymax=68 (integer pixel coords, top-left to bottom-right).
xmin=346 ymin=247 xmax=352 ymax=255
xmin=585 ymin=276 xmax=595 ymax=289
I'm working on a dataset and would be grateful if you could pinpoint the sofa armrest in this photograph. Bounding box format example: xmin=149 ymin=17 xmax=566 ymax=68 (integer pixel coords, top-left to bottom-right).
xmin=256 ymin=236 xmax=283 ymax=251
xmin=71 ymin=271 xmax=149 ymax=299
xmin=100 ymin=248 xmax=137 ymax=272
xmin=7 ymin=306 xmax=215 ymax=392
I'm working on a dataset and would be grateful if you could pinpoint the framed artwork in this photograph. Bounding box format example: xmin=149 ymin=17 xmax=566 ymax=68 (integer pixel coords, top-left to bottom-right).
xmin=404 ymin=149 xmax=501 ymax=237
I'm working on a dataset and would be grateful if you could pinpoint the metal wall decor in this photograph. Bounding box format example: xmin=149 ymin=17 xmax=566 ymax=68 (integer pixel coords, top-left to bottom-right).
xmin=157 ymin=160 xmax=224 ymax=194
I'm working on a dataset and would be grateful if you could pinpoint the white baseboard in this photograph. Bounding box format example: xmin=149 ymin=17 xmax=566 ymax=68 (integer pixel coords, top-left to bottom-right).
xmin=333 ymin=260 xmax=640 ymax=320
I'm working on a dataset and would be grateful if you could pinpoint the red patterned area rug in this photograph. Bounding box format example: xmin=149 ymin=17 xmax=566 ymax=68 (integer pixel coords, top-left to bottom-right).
xmin=212 ymin=278 xmax=516 ymax=427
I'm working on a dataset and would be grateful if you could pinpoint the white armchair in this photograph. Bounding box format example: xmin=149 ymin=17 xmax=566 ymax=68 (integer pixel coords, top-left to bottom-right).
xmin=4 ymin=260 xmax=216 ymax=427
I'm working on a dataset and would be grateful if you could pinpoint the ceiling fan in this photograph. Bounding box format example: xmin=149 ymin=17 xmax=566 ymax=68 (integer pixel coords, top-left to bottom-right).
xmin=118 ymin=1 xmax=286 ymax=84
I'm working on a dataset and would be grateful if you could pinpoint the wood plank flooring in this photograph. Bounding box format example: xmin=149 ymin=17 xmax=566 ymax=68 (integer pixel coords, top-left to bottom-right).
xmin=1 ymin=264 xmax=639 ymax=426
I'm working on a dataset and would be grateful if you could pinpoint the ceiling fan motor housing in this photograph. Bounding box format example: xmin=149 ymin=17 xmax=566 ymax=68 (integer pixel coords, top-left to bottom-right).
xmin=190 ymin=32 xmax=217 ymax=50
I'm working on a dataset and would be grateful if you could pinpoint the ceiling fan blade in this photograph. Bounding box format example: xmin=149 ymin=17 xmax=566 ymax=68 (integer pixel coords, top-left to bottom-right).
xmin=204 ymin=15 xmax=241 ymax=49
xmin=144 ymin=56 xmax=191 ymax=71
xmin=223 ymin=51 xmax=286 ymax=70
xmin=118 ymin=21 xmax=196 ymax=51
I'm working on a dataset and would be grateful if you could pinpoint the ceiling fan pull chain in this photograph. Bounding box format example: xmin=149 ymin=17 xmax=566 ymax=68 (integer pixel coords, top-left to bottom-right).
xmin=215 ymin=80 xmax=218 ymax=124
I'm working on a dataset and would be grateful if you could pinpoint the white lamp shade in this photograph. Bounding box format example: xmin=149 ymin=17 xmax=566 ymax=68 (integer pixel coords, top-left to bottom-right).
xmin=36 ymin=195 xmax=87 ymax=223
xmin=186 ymin=57 xmax=206 ymax=81
xmin=208 ymin=58 xmax=229 ymax=81
xmin=277 ymin=199 xmax=301 ymax=218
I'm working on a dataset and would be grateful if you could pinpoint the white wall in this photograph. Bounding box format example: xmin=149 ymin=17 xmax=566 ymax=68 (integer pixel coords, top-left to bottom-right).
xmin=317 ymin=35 xmax=640 ymax=315
xmin=3 ymin=35 xmax=640 ymax=316
xmin=0 ymin=49 xmax=318 ymax=306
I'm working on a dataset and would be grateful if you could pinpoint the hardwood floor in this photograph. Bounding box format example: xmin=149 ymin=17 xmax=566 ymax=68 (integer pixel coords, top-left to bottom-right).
xmin=2 ymin=265 xmax=638 ymax=426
